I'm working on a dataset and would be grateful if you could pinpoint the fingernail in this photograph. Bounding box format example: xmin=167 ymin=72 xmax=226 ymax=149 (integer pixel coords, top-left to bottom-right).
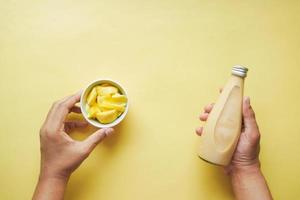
xmin=105 ymin=128 xmax=114 ymax=136
xmin=245 ymin=96 xmax=250 ymax=105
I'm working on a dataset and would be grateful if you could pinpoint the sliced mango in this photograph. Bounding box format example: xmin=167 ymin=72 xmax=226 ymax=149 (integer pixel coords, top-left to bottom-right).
xmin=117 ymin=111 xmax=123 ymax=117
xmin=97 ymin=95 xmax=109 ymax=104
xmin=86 ymin=83 xmax=126 ymax=124
xmin=99 ymin=102 xmax=125 ymax=112
xmin=97 ymin=95 xmax=127 ymax=105
xmin=87 ymin=105 xmax=101 ymax=119
xmin=96 ymin=109 xmax=118 ymax=124
xmin=96 ymin=95 xmax=104 ymax=104
xmin=87 ymin=87 xmax=97 ymax=105
xmin=111 ymin=94 xmax=127 ymax=104
xmin=96 ymin=85 xmax=118 ymax=96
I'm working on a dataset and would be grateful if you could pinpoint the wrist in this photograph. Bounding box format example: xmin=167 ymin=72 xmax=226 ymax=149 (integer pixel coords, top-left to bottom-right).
xmin=33 ymin=167 xmax=70 ymax=200
xmin=229 ymin=161 xmax=273 ymax=200
xmin=39 ymin=167 xmax=71 ymax=183
xmin=229 ymin=161 xmax=261 ymax=177
xmin=229 ymin=163 xmax=263 ymax=193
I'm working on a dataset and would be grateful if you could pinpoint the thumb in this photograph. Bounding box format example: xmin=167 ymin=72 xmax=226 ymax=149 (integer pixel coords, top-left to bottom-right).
xmin=243 ymin=97 xmax=260 ymax=142
xmin=82 ymin=128 xmax=114 ymax=153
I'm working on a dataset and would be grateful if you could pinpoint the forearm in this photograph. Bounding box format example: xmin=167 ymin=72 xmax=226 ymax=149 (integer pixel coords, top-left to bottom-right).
xmin=32 ymin=172 xmax=69 ymax=200
xmin=230 ymin=165 xmax=272 ymax=200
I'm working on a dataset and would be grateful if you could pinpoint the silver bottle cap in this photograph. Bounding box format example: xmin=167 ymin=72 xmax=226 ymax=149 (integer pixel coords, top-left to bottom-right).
xmin=232 ymin=65 xmax=248 ymax=78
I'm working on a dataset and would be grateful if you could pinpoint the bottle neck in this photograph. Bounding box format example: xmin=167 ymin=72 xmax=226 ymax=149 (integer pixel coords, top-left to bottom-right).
xmin=231 ymin=74 xmax=245 ymax=80
xmin=230 ymin=74 xmax=245 ymax=85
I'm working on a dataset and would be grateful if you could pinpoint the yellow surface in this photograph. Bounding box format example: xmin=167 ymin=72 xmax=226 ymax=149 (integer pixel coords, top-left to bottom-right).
xmin=0 ymin=1 xmax=300 ymax=199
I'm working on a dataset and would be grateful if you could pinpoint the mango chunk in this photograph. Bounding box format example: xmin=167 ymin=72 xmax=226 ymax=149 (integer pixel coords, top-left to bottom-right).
xmin=96 ymin=86 xmax=118 ymax=96
xmin=99 ymin=102 xmax=125 ymax=112
xmin=86 ymin=83 xmax=127 ymax=124
xmin=97 ymin=95 xmax=109 ymax=104
xmin=111 ymin=94 xmax=127 ymax=104
xmin=87 ymin=105 xmax=101 ymax=119
xmin=96 ymin=109 xmax=118 ymax=124
xmin=87 ymin=87 xmax=97 ymax=105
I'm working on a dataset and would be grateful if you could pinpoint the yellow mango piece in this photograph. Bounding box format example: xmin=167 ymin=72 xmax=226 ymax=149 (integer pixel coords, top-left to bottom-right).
xmin=85 ymin=83 xmax=126 ymax=124
xmin=96 ymin=109 xmax=118 ymax=124
xmin=111 ymin=94 xmax=127 ymax=104
xmin=97 ymin=95 xmax=126 ymax=105
xmin=87 ymin=87 xmax=97 ymax=105
xmin=117 ymin=111 xmax=123 ymax=117
xmin=87 ymin=105 xmax=101 ymax=119
xmin=95 ymin=86 xmax=102 ymax=94
xmin=97 ymin=95 xmax=110 ymax=104
xmin=96 ymin=85 xmax=118 ymax=96
xmin=99 ymin=102 xmax=125 ymax=112
xmin=97 ymin=96 xmax=112 ymax=111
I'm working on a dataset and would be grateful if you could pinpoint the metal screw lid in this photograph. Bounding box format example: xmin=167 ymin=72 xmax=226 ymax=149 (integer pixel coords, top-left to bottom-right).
xmin=232 ymin=65 xmax=248 ymax=78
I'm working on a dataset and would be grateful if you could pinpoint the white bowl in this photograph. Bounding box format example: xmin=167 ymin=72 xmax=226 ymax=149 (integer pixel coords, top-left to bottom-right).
xmin=80 ymin=79 xmax=129 ymax=128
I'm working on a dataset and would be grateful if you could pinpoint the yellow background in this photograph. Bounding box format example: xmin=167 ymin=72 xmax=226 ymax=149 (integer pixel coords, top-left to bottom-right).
xmin=0 ymin=0 xmax=300 ymax=199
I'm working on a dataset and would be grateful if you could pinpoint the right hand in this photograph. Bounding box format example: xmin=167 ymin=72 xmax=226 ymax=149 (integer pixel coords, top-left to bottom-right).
xmin=39 ymin=92 xmax=114 ymax=180
xmin=196 ymin=96 xmax=261 ymax=174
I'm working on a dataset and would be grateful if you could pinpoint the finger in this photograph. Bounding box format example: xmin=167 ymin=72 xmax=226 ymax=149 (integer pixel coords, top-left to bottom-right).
xmin=104 ymin=128 xmax=114 ymax=137
xmin=82 ymin=128 xmax=114 ymax=153
xmin=59 ymin=91 xmax=82 ymax=111
xmin=204 ymin=103 xmax=214 ymax=113
xmin=243 ymin=97 xmax=257 ymax=128
xmin=242 ymin=97 xmax=260 ymax=142
xmin=195 ymin=127 xmax=203 ymax=136
xmin=41 ymin=98 xmax=74 ymax=134
xmin=70 ymin=106 xmax=81 ymax=114
xmin=199 ymin=113 xmax=209 ymax=121
xmin=47 ymin=91 xmax=82 ymax=131
xmin=64 ymin=121 xmax=88 ymax=132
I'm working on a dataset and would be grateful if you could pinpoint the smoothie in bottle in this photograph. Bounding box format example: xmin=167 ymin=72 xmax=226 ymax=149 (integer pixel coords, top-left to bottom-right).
xmin=198 ymin=66 xmax=248 ymax=166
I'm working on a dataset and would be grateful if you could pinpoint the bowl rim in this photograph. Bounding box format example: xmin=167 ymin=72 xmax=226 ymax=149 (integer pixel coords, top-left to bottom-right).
xmin=80 ymin=78 xmax=129 ymax=128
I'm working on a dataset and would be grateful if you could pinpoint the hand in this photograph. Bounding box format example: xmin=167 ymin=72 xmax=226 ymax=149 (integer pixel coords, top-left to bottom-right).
xmin=39 ymin=91 xmax=114 ymax=179
xmin=196 ymin=93 xmax=273 ymax=200
xmin=33 ymin=92 xmax=114 ymax=200
xmin=196 ymin=96 xmax=261 ymax=173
